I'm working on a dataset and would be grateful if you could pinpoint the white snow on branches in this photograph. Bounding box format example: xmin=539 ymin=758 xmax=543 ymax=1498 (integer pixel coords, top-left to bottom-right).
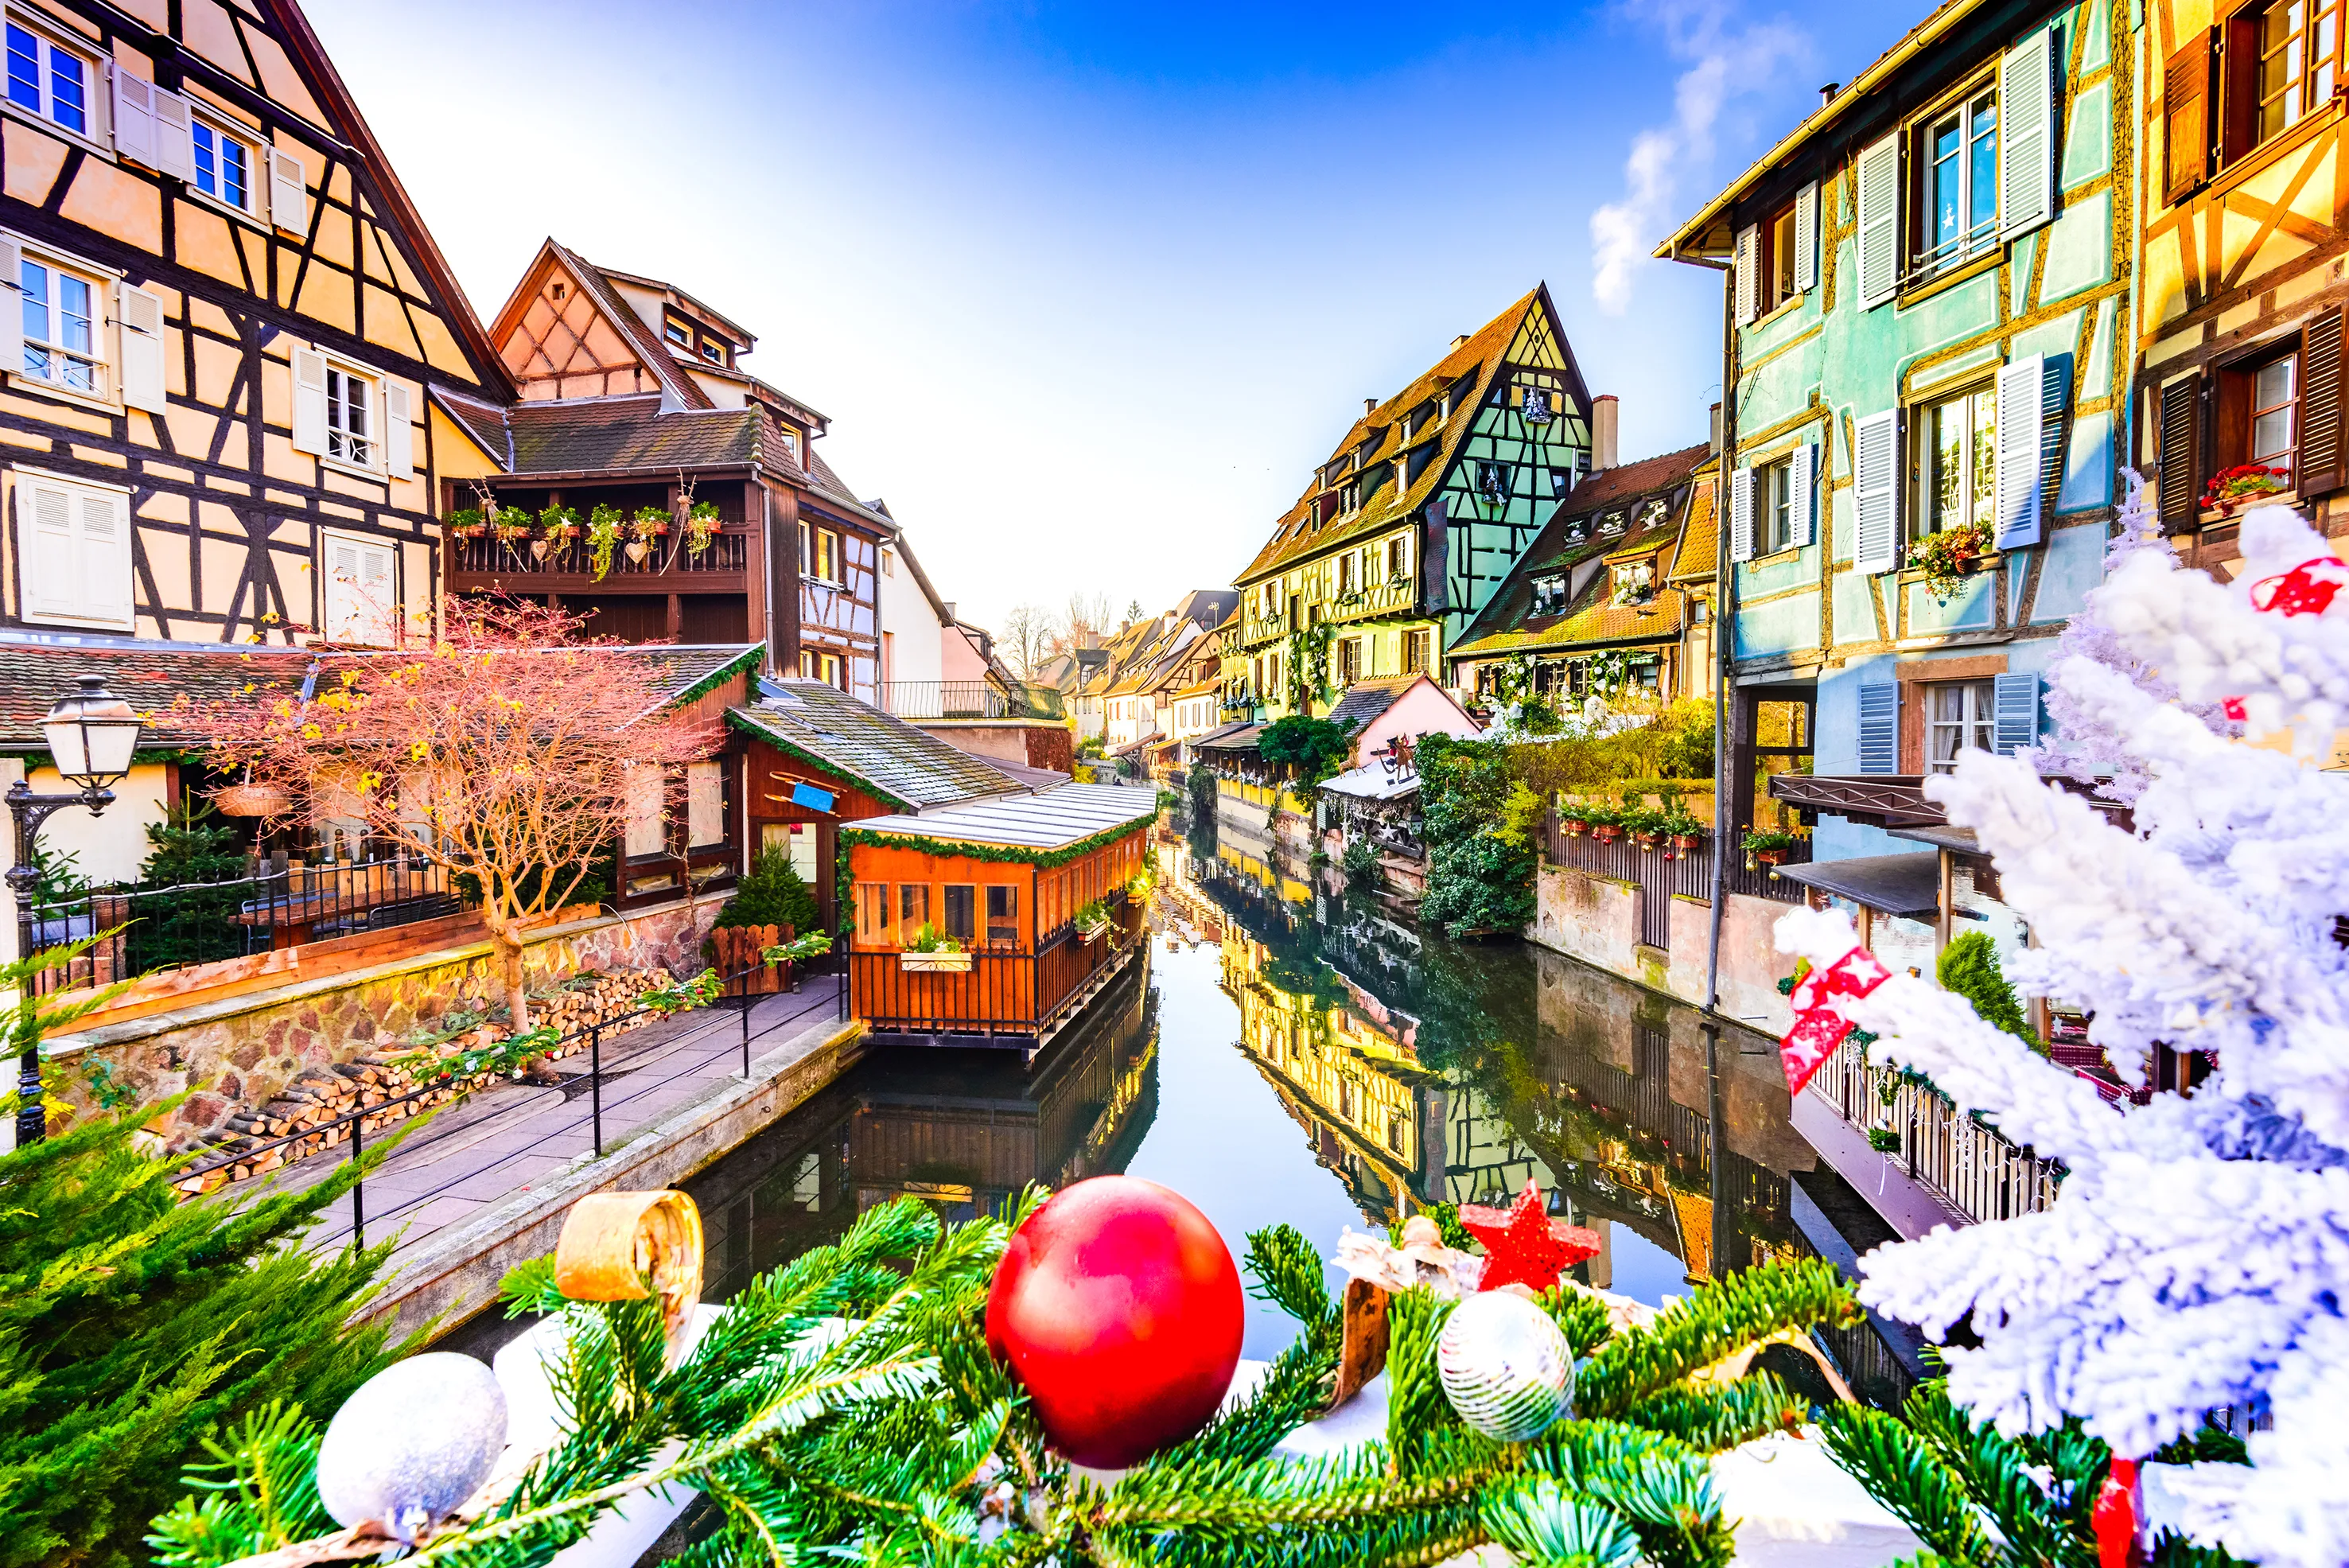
xmin=1775 ymin=485 xmax=2349 ymax=1566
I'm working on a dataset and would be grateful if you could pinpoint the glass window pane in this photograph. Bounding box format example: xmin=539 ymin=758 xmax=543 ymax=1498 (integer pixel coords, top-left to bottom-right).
xmin=7 ymin=25 xmax=37 ymax=112
xmin=943 ymin=885 xmax=975 ymax=944
xmin=986 ymin=885 xmax=1017 ymax=946
xmin=56 ymin=273 xmax=88 ymax=354
xmin=193 ymin=121 xmax=216 ymax=195
xmin=1931 ymin=398 xmax=1964 ymax=531
xmin=856 ymin=883 xmax=889 ymax=943
xmin=49 ymin=41 xmax=84 ymax=134
xmin=19 ymin=259 xmax=45 ymax=377
xmin=1970 ymin=388 xmax=1997 ymax=530
xmin=685 ymin=761 xmax=725 ymax=848
xmin=1969 ymin=96 xmax=1998 ymax=233
xmin=222 ymin=134 xmax=247 ymax=208
xmin=1931 ymin=117 xmax=1962 ymax=248
xmin=623 ymin=765 xmax=664 ymax=857
xmin=897 ymin=884 xmax=928 ymax=943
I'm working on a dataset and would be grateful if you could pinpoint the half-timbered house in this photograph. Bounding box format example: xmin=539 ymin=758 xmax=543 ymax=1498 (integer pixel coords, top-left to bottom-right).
xmin=1224 ymin=286 xmax=1596 ymax=726
xmin=0 ymin=0 xmax=509 ymax=650
xmin=453 ymin=239 xmax=894 ymax=697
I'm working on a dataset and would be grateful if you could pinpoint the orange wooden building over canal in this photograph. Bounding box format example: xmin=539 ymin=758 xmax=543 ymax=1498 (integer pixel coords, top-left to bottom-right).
xmin=845 ymin=785 xmax=1157 ymax=1051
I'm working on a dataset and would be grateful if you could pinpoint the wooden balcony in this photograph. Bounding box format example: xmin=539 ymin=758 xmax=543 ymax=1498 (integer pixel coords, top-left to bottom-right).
xmin=1769 ymin=774 xmax=1944 ymax=828
xmin=445 ymin=529 xmax=754 ymax=593
xmin=1328 ymin=575 xmax=1417 ymax=624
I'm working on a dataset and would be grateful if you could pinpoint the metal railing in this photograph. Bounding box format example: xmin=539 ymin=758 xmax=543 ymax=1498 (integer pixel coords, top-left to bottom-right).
xmin=446 ymin=531 xmax=751 ymax=578
xmin=882 ymin=680 xmax=1064 ymax=721
xmin=21 ymin=856 xmax=465 ymax=994
xmin=849 ymin=895 xmax=1141 ymax=1037
xmin=1808 ymin=1034 xmax=2062 ymax=1224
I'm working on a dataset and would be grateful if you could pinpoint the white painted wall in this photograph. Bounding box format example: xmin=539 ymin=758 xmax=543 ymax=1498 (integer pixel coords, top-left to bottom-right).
xmin=877 ymin=537 xmax=946 ymax=695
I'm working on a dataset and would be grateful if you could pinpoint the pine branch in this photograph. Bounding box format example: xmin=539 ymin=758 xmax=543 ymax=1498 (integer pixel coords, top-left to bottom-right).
xmin=1538 ymin=1284 xmax=1616 ymax=1359
xmin=1523 ymin=1419 xmax=1735 ymax=1568
xmin=1900 ymin=1382 xmax=2094 ymax=1568
xmin=1816 ymin=1403 xmax=2005 ymax=1567
xmin=1481 ymin=1474 xmax=1647 ymax=1568
xmin=1573 ymin=1257 xmax=1859 ymax=1418
xmin=1383 ymin=1287 xmax=1461 ymax=1477
xmin=1619 ymin=1373 xmax=1805 ymax=1453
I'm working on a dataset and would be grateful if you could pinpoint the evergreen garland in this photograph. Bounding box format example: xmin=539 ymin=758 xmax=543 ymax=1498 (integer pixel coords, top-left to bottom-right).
xmin=156 ymin=1196 xmax=1864 ymax=1568
xmin=839 ymin=819 xmax=1154 ymax=870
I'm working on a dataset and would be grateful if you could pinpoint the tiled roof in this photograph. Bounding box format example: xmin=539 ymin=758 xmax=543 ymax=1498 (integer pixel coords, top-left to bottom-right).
xmin=1666 ymin=460 xmax=1721 ymax=583
xmin=434 ymin=388 xmax=514 ymax=469
xmin=1326 ymin=675 xmax=1422 ymax=730
xmin=1554 ymin=444 xmax=1709 ymax=523
xmin=505 ymin=395 xmax=791 ymax=477
xmin=847 ymin=783 xmax=1157 ymax=853
xmin=1237 ymin=287 xmax=1577 ymax=586
xmin=725 ymin=680 xmax=1026 ymax=812
xmin=0 ymin=636 xmax=761 ymax=749
xmin=800 ymin=449 xmax=897 ymax=533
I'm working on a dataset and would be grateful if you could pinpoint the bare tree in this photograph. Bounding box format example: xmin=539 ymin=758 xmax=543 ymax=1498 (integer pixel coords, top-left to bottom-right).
xmin=1055 ymin=593 xmax=1113 ymax=654
xmin=998 ymin=603 xmax=1055 ymax=684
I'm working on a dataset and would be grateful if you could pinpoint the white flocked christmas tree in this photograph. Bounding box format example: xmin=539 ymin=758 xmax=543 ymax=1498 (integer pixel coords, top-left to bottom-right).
xmin=1776 ymin=473 xmax=2349 ymax=1567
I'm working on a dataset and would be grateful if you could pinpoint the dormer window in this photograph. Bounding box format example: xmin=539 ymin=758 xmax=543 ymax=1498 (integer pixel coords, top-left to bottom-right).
xmin=663 ymin=317 xmax=690 ymax=348
xmin=1340 ymin=481 xmax=1361 ymax=514
xmin=1610 ymin=561 xmax=1656 ymax=606
xmin=1599 ymin=509 xmax=1625 ymax=535
xmin=699 ymin=341 xmax=723 ymax=365
xmin=1530 ymin=574 xmax=1567 ymax=617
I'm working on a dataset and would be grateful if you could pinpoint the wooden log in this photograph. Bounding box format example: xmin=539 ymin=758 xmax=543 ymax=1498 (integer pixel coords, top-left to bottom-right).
xmin=554 ymin=1190 xmax=705 ymax=1364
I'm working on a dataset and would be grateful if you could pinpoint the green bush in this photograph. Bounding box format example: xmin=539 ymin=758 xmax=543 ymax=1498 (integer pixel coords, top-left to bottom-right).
xmin=1418 ymin=734 xmax=1536 ymax=936
xmin=138 ymin=798 xmax=247 ymax=886
xmin=1186 ymin=761 xmax=1218 ymax=815
xmin=1340 ymin=836 xmax=1380 ymax=885
xmin=1257 ymin=714 xmax=1357 ymax=788
xmin=1936 ymin=930 xmax=2040 ymax=1052
xmin=714 ymin=849 xmax=819 ymax=936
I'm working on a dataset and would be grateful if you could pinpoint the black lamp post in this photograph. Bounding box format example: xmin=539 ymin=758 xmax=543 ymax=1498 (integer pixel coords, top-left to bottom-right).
xmin=7 ymin=675 xmax=143 ymax=1144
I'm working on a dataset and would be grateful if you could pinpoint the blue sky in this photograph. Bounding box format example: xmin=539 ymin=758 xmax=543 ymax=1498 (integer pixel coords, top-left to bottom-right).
xmin=309 ymin=0 xmax=1912 ymax=636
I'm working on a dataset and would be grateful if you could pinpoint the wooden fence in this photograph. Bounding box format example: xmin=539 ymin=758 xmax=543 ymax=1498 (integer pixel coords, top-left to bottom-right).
xmin=1538 ymin=809 xmax=1808 ymax=951
xmin=710 ymin=924 xmax=797 ymax=997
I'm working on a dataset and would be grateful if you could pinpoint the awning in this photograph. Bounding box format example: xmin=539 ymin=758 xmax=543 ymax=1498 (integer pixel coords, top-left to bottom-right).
xmin=1196 ymin=722 xmax=1263 ymax=753
xmin=1888 ymin=824 xmax=1980 ymax=854
xmin=1770 ymin=852 xmax=1940 ymax=920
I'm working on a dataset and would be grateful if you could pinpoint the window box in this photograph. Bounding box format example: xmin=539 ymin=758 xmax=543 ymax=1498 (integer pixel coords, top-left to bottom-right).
xmin=900 ymin=948 xmax=971 ymax=973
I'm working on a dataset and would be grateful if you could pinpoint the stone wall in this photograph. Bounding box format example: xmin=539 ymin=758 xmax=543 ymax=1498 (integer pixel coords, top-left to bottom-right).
xmin=1526 ymin=862 xmax=1795 ymax=1033
xmin=47 ymin=898 xmax=721 ymax=1149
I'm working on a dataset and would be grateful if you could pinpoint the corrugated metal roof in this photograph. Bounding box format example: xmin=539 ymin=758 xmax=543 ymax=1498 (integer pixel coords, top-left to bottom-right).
xmin=726 ymin=680 xmax=1025 ymax=811
xmin=850 ymin=783 xmax=1157 ymax=850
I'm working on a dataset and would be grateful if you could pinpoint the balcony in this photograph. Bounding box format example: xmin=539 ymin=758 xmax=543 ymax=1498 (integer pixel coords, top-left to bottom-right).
xmin=445 ymin=529 xmax=753 ymax=592
xmin=885 ymin=681 xmax=1065 ymax=721
xmin=1769 ymin=774 xmax=1944 ymax=828
xmin=1327 ymin=575 xmax=1417 ymax=623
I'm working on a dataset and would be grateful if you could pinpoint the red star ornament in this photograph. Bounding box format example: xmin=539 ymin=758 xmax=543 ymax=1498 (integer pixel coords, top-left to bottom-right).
xmin=1456 ymin=1180 xmax=1603 ymax=1294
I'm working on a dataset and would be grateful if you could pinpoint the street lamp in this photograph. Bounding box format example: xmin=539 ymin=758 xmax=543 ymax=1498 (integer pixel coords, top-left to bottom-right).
xmin=7 ymin=675 xmax=143 ymax=1144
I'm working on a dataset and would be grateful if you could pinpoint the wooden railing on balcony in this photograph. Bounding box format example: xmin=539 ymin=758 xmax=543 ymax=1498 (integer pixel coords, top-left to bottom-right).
xmin=1540 ymin=808 xmax=1807 ymax=949
xmin=446 ymin=531 xmax=752 ymax=580
xmin=1808 ymin=1034 xmax=2062 ymax=1223
xmin=1769 ymin=774 xmax=1944 ymax=827
xmin=1327 ymin=575 xmax=1416 ymax=623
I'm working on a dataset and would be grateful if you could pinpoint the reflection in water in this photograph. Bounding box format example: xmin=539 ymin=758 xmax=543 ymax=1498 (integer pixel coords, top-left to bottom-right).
xmin=684 ymin=803 xmax=1920 ymax=1402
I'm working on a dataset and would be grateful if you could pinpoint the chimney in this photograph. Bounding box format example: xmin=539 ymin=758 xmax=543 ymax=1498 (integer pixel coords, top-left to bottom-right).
xmin=1709 ymin=401 xmax=1723 ymax=454
xmin=1363 ymin=397 xmax=1377 ymax=416
xmin=1819 ymin=82 xmax=1839 ymax=106
xmin=1590 ymin=395 xmax=1620 ymax=473
xmin=1450 ymin=333 xmax=1471 ymax=349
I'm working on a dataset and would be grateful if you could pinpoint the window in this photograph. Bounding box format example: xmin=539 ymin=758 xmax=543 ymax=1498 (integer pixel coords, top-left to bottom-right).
xmin=1550 ymin=467 xmax=1571 ymax=496
xmin=1764 ymin=197 xmax=1799 ymax=312
xmin=1336 ymin=552 xmax=1356 ymax=597
xmin=800 ymin=648 xmax=845 ymax=688
xmin=1927 ymin=680 xmax=1997 ymax=772
xmin=1919 ymin=383 xmax=1997 ymax=535
xmin=2246 ymin=0 xmax=2343 ymax=149
xmin=1760 ymin=455 xmax=1797 ymax=552
xmin=2254 ymin=353 xmax=2299 ymax=469
xmin=18 ymin=253 xmax=99 ymax=395
xmin=191 ymin=115 xmax=256 ymax=212
xmin=986 ymin=885 xmax=1017 ymax=947
xmin=321 ymin=531 xmax=395 ymax=645
xmin=6 ymin=21 xmax=89 ymax=138
xmin=1386 ymin=535 xmax=1408 ymax=578
xmin=686 ymin=760 xmax=726 ymax=848
xmin=1530 ymin=574 xmax=1567 ymax=617
xmin=1914 ymin=85 xmax=1999 ymax=274
xmin=624 ymin=765 xmax=666 ymax=858
xmin=804 ymin=524 xmax=839 ymax=582
xmin=1477 ymin=461 xmax=1510 ymax=504
xmin=325 ymin=363 xmax=371 ymax=466
xmin=1336 ymin=638 xmax=1361 ymax=685
xmin=664 ymin=317 xmax=690 ymax=348
xmin=1402 ymin=629 xmax=1431 ymax=675
xmin=856 ymin=882 xmax=891 ymax=944
xmin=942 ymin=884 xmax=975 ymax=945
xmin=14 ymin=466 xmax=130 ymax=629
xmin=699 ymin=340 xmax=722 ymax=365
xmin=895 ymin=884 xmax=930 ymax=944
xmin=880 ymin=547 xmax=895 ymax=576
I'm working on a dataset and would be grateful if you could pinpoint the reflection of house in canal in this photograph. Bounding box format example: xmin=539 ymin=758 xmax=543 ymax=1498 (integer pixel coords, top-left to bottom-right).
xmin=689 ymin=955 xmax=1157 ymax=1297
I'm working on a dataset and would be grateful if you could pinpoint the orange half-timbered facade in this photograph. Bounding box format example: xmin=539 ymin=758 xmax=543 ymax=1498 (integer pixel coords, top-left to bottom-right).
xmin=0 ymin=0 xmax=507 ymax=648
xmin=2142 ymin=0 xmax=2349 ymax=568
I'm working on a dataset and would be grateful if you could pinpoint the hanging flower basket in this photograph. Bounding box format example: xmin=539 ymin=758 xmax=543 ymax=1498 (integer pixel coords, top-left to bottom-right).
xmin=684 ymin=503 xmax=719 ymax=555
xmin=900 ymin=949 xmax=971 ymax=973
xmin=1631 ymin=830 xmax=1662 ymax=851
xmin=1752 ymin=847 xmax=1788 ymax=867
xmin=1670 ymin=831 xmax=1703 ymax=853
xmin=1591 ymin=823 xmax=1623 ymax=845
xmin=215 ymin=782 xmax=290 ymax=817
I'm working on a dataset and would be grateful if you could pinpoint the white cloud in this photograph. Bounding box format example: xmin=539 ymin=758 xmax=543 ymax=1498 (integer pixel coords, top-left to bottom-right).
xmin=1589 ymin=1 xmax=1809 ymax=314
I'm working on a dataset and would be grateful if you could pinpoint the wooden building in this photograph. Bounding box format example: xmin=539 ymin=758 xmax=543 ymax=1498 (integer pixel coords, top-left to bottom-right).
xmin=843 ymin=785 xmax=1157 ymax=1050
xmin=0 ymin=0 xmax=508 ymax=649
xmin=449 ymin=240 xmax=896 ymax=695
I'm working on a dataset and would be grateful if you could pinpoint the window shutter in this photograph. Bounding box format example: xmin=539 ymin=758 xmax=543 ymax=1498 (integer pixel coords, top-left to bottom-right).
xmin=384 ymin=381 xmax=413 ymax=478
xmin=291 ymin=347 xmax=328 ymax=454
xmin=1993 ymin=353 xmax=2051 ymax=548
xmin=110 ymin=64 xmax=154 ymax=168
xmin=1856 ymin=133 xmax=1900 ymax=309
xmin=1993 ymin=672 xmax=2041 ymax=756
xmin=0 ymin=235 xmax=22 ymax=378
xmin=2299 ymin=305 xmax=2347 ymax=498
xmin=118 ymin=282 xmax=166 ymax=414
xmin=1998 ymin=28 xmax=2058 ymax=241
xmin=1790 ymin=443 xmax=1818 ymax=547
xmin=19 ymin=477 xmax=76 ymax=622
xmin=2157 ymin=372 xmax=2203 ymax=531
xmin=2163 ymin=32 xmax=2215 ymax=203
xmin=1857 ymin=683 xmax=1900 ymax=774
xmin=78 ymin=487 xmax=131 ymax=628
xmin=268 ymin=149 xmax=308 ymax=234
xmin=1733 ymin=224 xmax=1759 ymax=325
xmin=1853 ymin=409 xmax=1900 ymax=572
xmin=150 ymin=89 xmax=194 ymax=184
xmin=1794 ymin=180 xmax=1818 ymax=294
xmin=1729 ymin=465 xmax=1755 ymax=562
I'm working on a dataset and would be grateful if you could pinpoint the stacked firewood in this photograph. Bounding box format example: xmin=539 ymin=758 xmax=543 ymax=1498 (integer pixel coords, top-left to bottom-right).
xmin=172 ymin=968 xmax=678 ymax=1197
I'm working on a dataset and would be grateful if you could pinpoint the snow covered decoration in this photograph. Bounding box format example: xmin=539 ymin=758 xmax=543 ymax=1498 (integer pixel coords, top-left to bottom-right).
xmin=1776 ymin=488 xmax=2349 ymax=1567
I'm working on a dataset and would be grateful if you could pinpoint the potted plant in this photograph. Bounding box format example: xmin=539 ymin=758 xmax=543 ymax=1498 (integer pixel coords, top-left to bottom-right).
xmin=1742 ymin=827 xmax=1800 ymax=867
xmin=624 ymin=506 xmax=668 ymax=565
xmin=446 ymin=507 xmax=487 ymax=540
xmin=1662 ymin=806 xmax=1705 ymax=858
xmin=1905 ymin=519 xmax=1994 ymax=601
xmin=1558 ymin=804 xmax=1589 ymax=838
xmin=1075 ymin=897 xmax=1113 ymax=944
xmin=1624 ymin=807 xmax=1666 ymax=851
xmin=1586 ymin=805 xmax=1624 ymax=845
xmin=492 ymin=504 xmax=532 ymax=545
xmin=586 ymin=504 xmax=622 ymax=582
xmin=900 ymin=923 xmax=970 ymax=972
xmin=683 ymin=500 xmax=720 ymax=556
xmin=534 ymin=504 xmax=581 ymax=562
xmin=2199 ymin=462 xmax=2291 ymax=516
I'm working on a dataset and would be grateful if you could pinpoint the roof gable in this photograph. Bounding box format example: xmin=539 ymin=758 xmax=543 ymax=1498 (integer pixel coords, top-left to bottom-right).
xmin=490 ymin=241 xmax=710 ymax=409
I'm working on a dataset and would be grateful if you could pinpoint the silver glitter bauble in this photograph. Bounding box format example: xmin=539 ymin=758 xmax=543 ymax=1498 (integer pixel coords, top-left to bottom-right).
xmin=316 ymin=1352 xmax=508 ymax=1543
xmin=1436 ymin=1290 xmax=1573 ymax=1441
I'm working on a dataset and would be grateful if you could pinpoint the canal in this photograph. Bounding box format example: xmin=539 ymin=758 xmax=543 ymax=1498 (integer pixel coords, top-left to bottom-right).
xmin=677 ymin=803 xmax=1924 ymax=1405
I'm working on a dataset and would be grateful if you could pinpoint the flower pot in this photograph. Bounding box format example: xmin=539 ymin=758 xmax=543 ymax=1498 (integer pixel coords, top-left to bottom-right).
xmin=1560 ymin=820 xmax=1586 ymax=838
xmin=1671 ymin=833 xmax=1702 ymax=851
xmin=1753 ymin=848 xmax=1787 ymax=867
xmin=1632 ymin=831 xmax=1661 ymax=851
xmin=624 ymin=541 xmax=651 ymax=565
xmin=900 ymin=950 xmax=970 ymax=972
xmin=215 ymin=783 xmax=290 ymax=817
xmin=1079 ymin=920 xmax=1110 ymax=945
xmin=1592 ymin=825 xmax=1622 ymax=844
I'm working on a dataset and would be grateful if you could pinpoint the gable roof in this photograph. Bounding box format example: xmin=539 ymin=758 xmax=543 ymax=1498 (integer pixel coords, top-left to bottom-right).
xmin=489 ymin=239 xmax=713 ymax=411
xmin=845 ymin=783 xmax=1157 ymax=857
xmin=1237 ymin=286 xmax=1588 ymax=586
xmin=500 ymin=395 xmax=784 ymax=477
xmin=726 ymin=681 xmax=1025 ymax=812
xmin=1326 ymin=675 xmax=1424 ymax=730
xmin=1666 ymin=458 xmax=1721 ymax=584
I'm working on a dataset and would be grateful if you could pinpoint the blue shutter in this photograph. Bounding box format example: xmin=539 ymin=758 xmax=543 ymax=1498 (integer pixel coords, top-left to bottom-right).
xmin=1993 ymin=672 xmax=2040 ymax=755
xmin=1857 ymin=683 xmax=1900 ymax=775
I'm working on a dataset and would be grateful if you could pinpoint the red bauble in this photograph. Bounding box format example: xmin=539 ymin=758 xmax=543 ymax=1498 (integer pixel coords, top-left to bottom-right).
xmin=985 ymin=1175 xmax=1243 ymax=1468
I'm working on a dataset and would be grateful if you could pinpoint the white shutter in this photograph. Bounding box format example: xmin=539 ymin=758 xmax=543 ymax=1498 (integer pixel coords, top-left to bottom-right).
xmin=268 ymin=149 xmax=308 ymax=234
xmin=1729 ymin=465 xmax=1755 ymax=562
xmin=1856 ymin=133 xmax=1901 ymax=309
xmin=110 ymin=65 xmax=155 ymax=168
xmin=118 ymin=282 xmax=165 ymax=414
xmin=1853 ymin=409 xmax=1901 ymax=573
xmin=1857 ymin=683 xmax=1900 ymax=774
xmin=1993 ymin=672 xmax=2041 ymax=755
xmin=19 ymin=477 xmax=76 ymax=621
xmin=323 ymin=532 xmax=394 ymax=644
xmin=384 ymin=380 xmax=412 ymax=478
xmin=1733 ymin=224 xmax=1760 ymax=325
xmin=1999 ymin=28 xmax=2058 ymax=241
xmin=1794 ymin=180 xmax=1818 ymax=294
xmin=1790 ymin=442 xmax=1818 ymax=547
xmin=150 ymin=89 xmax=194 ymax=184
xmin=0 ymin=235 xmax=21 ymax=378
xmin=76 ymin=488 xmax=132 ymax=628
xmin=1993 ymin=353 xmax=2049 ymax=548
xmin=291 ymin=347 xmax=327 ymax=454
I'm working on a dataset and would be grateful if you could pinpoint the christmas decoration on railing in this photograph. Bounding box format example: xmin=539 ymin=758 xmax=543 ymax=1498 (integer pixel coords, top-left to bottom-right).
xmin=1780 ymin=488 xmax=2349 ymax=1566
xmin=158 ymin=1177 xmax=1871 ymax=1568
xmin=1775 ymin=945 xmax=1891 ymax=1096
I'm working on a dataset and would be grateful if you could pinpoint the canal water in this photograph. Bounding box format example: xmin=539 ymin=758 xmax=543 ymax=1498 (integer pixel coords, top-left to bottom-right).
xmin=676 ymin=804 xmax=1923 ymax=1404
